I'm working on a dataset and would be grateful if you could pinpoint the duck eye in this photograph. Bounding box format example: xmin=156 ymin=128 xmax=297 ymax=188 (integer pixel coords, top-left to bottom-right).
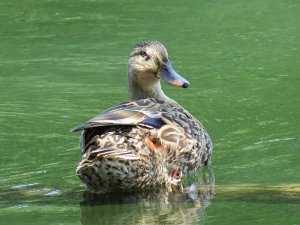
xmin=140 ymin=51 xmax=148 ymax=57
xmin=140 ymin=51 xmax=150 ymax=61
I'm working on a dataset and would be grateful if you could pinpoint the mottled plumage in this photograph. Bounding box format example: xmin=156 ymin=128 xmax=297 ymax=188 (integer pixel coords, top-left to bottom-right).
xmin=72 ymin=41 xmax=212 ymax=193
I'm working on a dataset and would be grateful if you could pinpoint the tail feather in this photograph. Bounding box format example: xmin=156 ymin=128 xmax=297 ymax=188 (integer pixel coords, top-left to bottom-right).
xmin=84 ymin=147 xmax=140 ymax=161
xmin=76 ymin=147 xmax=141 ymax=193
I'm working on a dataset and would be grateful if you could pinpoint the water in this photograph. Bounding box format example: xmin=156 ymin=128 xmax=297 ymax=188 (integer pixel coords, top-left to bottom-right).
xmin=0 ymin=0 xmax=299 ymax=224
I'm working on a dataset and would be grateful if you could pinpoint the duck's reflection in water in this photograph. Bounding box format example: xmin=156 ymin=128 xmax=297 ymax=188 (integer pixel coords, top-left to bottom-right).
xmin=80 ymin=166 xmax=215 ymax=225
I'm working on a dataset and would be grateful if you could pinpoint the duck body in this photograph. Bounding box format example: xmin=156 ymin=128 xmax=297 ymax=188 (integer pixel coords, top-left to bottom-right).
xmin=72 ymin=41 xmax=212 ymax=193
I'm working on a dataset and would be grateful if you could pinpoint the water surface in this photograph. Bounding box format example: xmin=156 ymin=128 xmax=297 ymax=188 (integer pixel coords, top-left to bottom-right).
xmin=0 ymin=0 xmax=299 ymax=224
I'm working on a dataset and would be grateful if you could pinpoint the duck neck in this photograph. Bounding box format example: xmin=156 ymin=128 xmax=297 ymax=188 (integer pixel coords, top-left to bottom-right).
xmin=128 ymin=72 xmax=173 ymax=103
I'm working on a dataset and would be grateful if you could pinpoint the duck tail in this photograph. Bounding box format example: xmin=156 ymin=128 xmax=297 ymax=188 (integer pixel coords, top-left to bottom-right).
xmin=76 ymin=147 xmax=140 ymax=193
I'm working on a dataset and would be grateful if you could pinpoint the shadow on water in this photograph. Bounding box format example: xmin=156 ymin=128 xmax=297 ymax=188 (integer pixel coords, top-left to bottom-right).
xmin=79 ymin=166 xmax=215 ymax=225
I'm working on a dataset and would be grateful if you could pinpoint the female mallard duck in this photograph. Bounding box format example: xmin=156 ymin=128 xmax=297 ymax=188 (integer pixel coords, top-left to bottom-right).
xmin=72 ymin=40 xmax=212 ymax=193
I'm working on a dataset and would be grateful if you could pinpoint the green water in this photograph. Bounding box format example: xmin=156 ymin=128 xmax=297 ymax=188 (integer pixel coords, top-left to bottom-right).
xmin=0 ymin=0 xmax=299 ymax=224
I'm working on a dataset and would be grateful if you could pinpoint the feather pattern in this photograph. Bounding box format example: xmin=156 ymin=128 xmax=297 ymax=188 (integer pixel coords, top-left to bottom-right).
xmin=73 ymin=98 xmax=212 ymax=193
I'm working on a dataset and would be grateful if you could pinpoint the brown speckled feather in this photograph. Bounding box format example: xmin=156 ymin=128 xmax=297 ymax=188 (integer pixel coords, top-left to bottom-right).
xmin=72 ymin=98 xmax=212 ymax=193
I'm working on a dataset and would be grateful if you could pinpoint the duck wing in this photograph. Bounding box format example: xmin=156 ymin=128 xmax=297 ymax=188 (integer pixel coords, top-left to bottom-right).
xmin=71 ymin=98 xmax=167 ymax=132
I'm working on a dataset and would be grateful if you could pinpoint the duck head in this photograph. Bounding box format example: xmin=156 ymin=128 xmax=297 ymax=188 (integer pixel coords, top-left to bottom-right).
xmin=127 ymin=41 xmax=189 ymax=101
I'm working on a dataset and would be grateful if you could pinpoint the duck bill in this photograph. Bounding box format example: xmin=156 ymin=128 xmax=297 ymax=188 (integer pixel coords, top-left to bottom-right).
xmin=159 ymin=61 xmax=189 ymax=88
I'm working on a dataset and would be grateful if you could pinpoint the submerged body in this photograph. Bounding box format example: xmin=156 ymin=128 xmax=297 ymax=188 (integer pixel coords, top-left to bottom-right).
xmin=72 ymin=41 xmax=212 ymax=193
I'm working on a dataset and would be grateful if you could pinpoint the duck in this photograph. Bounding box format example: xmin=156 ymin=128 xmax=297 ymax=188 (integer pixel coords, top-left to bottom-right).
xmin=71 ymin=40 xmax=212 ymax=193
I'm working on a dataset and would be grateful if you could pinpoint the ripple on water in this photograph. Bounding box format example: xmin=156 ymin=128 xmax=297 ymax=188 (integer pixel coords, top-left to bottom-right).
xmin=12 ymin=182 xmax=39 ymax=189
xmin=11 ymin=182 xmax=62 ymax=197
xmin=255 ymin=137 xmax=295 ymax=145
